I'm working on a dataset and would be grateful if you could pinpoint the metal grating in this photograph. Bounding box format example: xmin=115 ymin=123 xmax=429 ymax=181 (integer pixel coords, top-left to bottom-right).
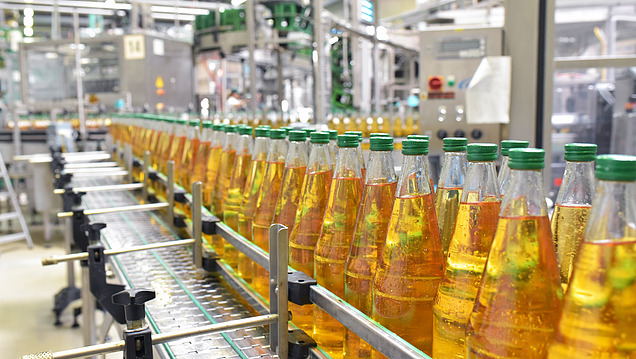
xmin=78 ymin=178 xmax=277 ymax=359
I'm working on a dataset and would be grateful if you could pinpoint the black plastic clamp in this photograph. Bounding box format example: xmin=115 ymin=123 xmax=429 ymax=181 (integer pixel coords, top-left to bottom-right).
xmin=288 ymin=329 xmax=317 ymax=359
xmin=54 ymin=173 xmax=73 ymax=189
xmin=202 ymin=215 xmax=220 ymax=235
xmin=288 ymin=271 xmax=317 ymax=306
xmin=71 ymin=209 xmax=90 ymax=251
xmin=148 ymin=170 xmax=159 ymax=181
xmin=174 ymin=189 xmax=187 ymax=204
xmin=61 ymin=190 xmax=86 ymax=212
xmin=132 ymin=159 xmax=142 ymax=168
xmin=87 ymin=244 xmax=126 ymax=324
xmin=112 ymin=289 xmax=156 ymax=359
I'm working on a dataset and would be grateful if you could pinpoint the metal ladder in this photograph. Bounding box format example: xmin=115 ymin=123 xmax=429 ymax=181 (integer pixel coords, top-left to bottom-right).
xmin=0 ymin=152 xmax=33 ymax=249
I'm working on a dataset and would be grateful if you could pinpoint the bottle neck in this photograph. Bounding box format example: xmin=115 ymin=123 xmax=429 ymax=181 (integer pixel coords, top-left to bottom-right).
xmin=555 ymin=160 xmax=596 ymax=206
xmin=223 ymin=132 xmax=238 ymax=151
xmin=286 ymin=141 xmax=309 ymax=168
xmin=252 ymin=137 xmax=270 ymax=161
xmin=462 ymin=161 xmax=500 ymax=203
xmin=397 ymin=154 xmax=433 ymax=198
xmin=267 ymin=138 xmax=288 ymax=163
xmin=212 ymin=131 xmax=225 ymax=147
xmin=501 ymin=168 xmax=548 ymax=217
xmin=236 ymin=134 xmax=253 ymax=156
xmin=308 ymin=143 xmax=332 ymax=174
xmin=335 ymin=147 xmax=363 ymax=179
xmin=438 ymin=151 xmax=467 ymax=188
xmin=366 ymin=150 xmax=397 ymax=184
xmin=585 ymin=179 xmax=636 ymax=243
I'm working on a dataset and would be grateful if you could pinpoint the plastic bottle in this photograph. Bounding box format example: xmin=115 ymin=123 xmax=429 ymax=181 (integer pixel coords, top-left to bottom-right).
xmin=498 ymin=140 xmax=529 ymax=197
xmin=466 ymin=148 xmax=563 ymax=359
xmin=407 ymin=135 xmax=434 ymax=191
xmin=344 ymin=136 xmax=397 ymax=359
xmin=236 ymin=127 xmax=271 ymax=282
xmin=179 ymin=119 xmax=201 ymax=187
xmin=273 ymin=130 xmax=308 ymax=231
xmin=158 ymin=118 xmax=176 ymax=174
xmin=202 ymin=124 xmax=226 ymax=210
xmin=314 ymin=134 xmax=364 ymax=359
xmin=548 ymin=154 xmax=636 ymax=359
xmin=168 ymin=118 xmax=188 ymax=180
xmin=551 ymin=143 xmax=597 ymax=288
xmin=223 ymin=126 xmax=254 ymax=268
xmin=435 ymin=137 xmax=468 ymax=257
xmin=432 ymin=143 xmax=501 ymax=359
xmin=345 ymin=131 xmax=366 ymax=179
xmin=372 ymin=139 xmax=444 ymax=357
xmin=288 ymin=131 xmax=333 ymax=332
xmin=251 ymin=129 xmax=289 ymax=297
xmin=210 ymin=125 xmax=238 ymax=255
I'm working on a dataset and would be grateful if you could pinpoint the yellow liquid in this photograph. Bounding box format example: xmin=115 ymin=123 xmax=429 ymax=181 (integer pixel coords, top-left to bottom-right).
xmin=251 ymin=161 xmax=286 ymax=298
xmin=314 ymin=177 xmax=364 ymax=359
xmin=551 ymin=204 xmax=591 ymax=287
xmin=180 ymin=137 xmax=200 ymax=188
xmin=223 ymin=154 xmax=253 ymax=268
xmin=289 ymin=169 xmax=333 ymax=332
xmin=203 ymin=146 xmax=223 ymax=209
xmin=432 ymin=200 xmax=501 ymax=359
xmin=169 ymin=135 xmax=187 ymax=179
xmin=236 ymin=159 xmax=268 ymax=282
xmin=435 ymin=187 xmax=463 ymax=258
xmin=344 ymin=182 xmax=397 ymax=359
xmin=372 ymin=193 xmax=444 ymax=357
xmin=466 ymin=216 xmax=563 ymax=359
xmin=548 ymin=239 xmax=636 ymax=359
xmin=191 ymin=140 xmax=211 ymax=184
xmin=273 ymin=166 xmax=307 ymax=229
xmin=210 ymin=149 xmax=236 ymax=256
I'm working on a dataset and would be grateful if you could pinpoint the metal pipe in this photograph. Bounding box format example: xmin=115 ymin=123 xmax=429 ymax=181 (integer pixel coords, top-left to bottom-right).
xmin=53 ymin=183 xmax=144 ymax=195
xmin=309 ymin=285 xmax=431 ymax=359
xmin=269 ymin=224 xmax=289 ymax=358
xmin=246 ymin=0 xmax=257 ymax=117
xmin=142 ymin=151 xmax=151 ymax=200
xmin=63 ymin=162 xmax=118 ymax=169
xmin=42 ymin=238 xmax=196 ymax=265
xmin=62 ymin=167 xmax=126 ymax=174
xmin=65 ymin=217 xmax=75 ymax=287
xmin=73 ymin=9 xmax=86 ymax=147
xmin=124 ymin=144 xmax=133 ymax=184
xmin=313 ymin=0 xmax=325 ymax=123
xmin=64 ymin=170 xmax=129 ymax=178
xmin=19 ymin=154 xmax=112 ymax=163
xmin=166 ymin=161 xmax=175 ymax=222
xmin=192 ymin=181 xmax=203 ymax=268
xmin=21 ymin=315 xmax=278 ymax=359
xmin=57 ymin=202 xmax=169 ymax=218
xmin=216 ymin=222 xmax=270 ymax=270
xmin=80 ymin=266 xmax=96 ymax=359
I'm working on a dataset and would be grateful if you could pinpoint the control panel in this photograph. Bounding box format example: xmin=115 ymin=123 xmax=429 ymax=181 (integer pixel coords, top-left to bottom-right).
xmin=419 ymin=27 xmax=505 ymax=164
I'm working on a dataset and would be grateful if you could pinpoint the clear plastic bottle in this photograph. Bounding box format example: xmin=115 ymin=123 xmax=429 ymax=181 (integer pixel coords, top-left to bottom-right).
xmin=551 ymin=143 xmax=597 ymax=288
xmin=168 ymin=118 xmax=188 ymax=181
xmin=435 ymin=137 xmax=468 ymax=257
xmin=251 ymin=129 xmax=289 ymax=297
xmin=158 ymin=118 xmax=177 ymax=174
xmin=210 ymin=125 xmax=238 ymax=255
xmin=314 ymin=134 xmax=364 ymax=359
xmin=433 ymin=143 xmax=501 ymax=359
xmin=344 ymin=136 xmax=397 ymax=359
xmin=288 ymin=131 xmax=333 ymax=332
xmin=236 ymin=127 xmax=271 ymax=282
xmin=180 ymin=119 xmax=201 ymax=188
xmin=273 ymin=130 xmax=308 ymax=231
xmin=498 ymin=140 xmax=529 ymax=198
xmin=466 ymin=148 xmax=563 ymax=359
xmin=548 ymin=154 xmax=636 ymax=359
xmin=202 ymin=124 xmax=226 ymax=210
xmin=345 ymin=131 xmax=366 ymax=179
xmin=223 ymin=126 xmax=254 ymax=268
xmin=407 ymin=135 xmax=433 ymax=192
xmin=191 ymin=121 xmax=213 ymax=186
xmin=372 ymin=139 xmax=444 ymax=357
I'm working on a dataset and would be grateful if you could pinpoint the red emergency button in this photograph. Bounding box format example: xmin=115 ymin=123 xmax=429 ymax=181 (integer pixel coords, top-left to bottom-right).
xmin=428 ymin=76 xmax=443 ymax=91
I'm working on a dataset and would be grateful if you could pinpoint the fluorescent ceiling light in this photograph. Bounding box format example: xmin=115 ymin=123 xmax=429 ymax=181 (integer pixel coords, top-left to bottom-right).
xmin=1 ymin=0 xmax=131 ymax=10
xmin=0 ymin=3 xmax=116 ymax=15
xmin=151 ymin=13 xmax=196 ymax=21
xmin=150 ymin=5 xmax=209 ymax=15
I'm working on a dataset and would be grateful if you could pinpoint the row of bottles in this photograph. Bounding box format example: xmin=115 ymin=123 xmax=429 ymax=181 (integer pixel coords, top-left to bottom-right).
xmin=109 ymin=115 xmax=636 ymax=359
xmin=328 ymin=112 xmax=420 ymax=137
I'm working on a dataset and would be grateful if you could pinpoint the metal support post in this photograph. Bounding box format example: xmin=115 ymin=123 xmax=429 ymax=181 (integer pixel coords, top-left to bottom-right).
xmin=312 ymin=0 xmax=325 ymax=124
xmin=80 ymin=263 xmax=97 ymax=359
xmin=192 ymin=181 xmax=203 ymax=268
xmin=124 ymin=144 xmax=133 ymax=184
xmin=246 ymin=0 xmax=258 ymax=117
xmin=73 ymin=10 xmax=86 ymax=148
xmin=65 ymin=217 xmax=75 ymax=287
xmin=269 ymin=224 xmax=289 ymax=358
xmin=142 ymin=151 xmax=151 ymax=200
xmin=166 ymin=161 xmax=175 ymax=223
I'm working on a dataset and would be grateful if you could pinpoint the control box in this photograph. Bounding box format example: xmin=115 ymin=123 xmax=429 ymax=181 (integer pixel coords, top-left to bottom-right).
xmin=419 ymin=26 xmax=506 ymax=165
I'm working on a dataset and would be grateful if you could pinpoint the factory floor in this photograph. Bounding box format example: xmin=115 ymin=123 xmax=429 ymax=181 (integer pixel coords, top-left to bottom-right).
xmin=0 ymin=223 xmax=118 ymax=358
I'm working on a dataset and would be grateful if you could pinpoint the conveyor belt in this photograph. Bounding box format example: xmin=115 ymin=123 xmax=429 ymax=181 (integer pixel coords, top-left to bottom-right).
xmin=78 ymin=177 xmax=277 ymax=359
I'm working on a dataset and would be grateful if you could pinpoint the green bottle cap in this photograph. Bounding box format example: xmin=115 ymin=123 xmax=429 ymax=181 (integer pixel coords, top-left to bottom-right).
xmin=213 ymin=124 xmax=225 ymax=131
xmin=269 ymin=129 xmax=287 ymax=139
xmin=338 ymin=134 xmax=360 ymax=148
xmin=345 ymin=131 xmax=363 ymax=142
xmin=443 ymin=137 xmax=468 ymax=152
xmin=303 ymin=128 xmax=317 ymax=136
xmin=564 ymin=143 xmax=597 ymax=162
xmin=407 ymin=135 xmax=429 ymax=141
xmin=177 ymin=118 xmax=188 ymax=125
xmin=225 ymin=124 xmax=238 ymax=133
xmin=370 ymin=137 xmax=393 ymax=151
xmin=310 ymin=131 xmax=329 ymax=144
xmin=238 ymin=126 xmax=253 ymax=136
xmin=202 ymin=121 xmax=213 ymax=129
xmin=595 ymin=155 xmax=636 ymax=182
xmin=255 ymin=127 xmax=270 ymax=138
xmin=258 ymin=125 xmax=272 ymax=129
xmin=189 ymin=119 xmax=200 ymax=126
xmin=508 ymin=148 xmax=545 ymax=170
xmin=289 ymin=130 xmax=307 ymax=142
xmin=402 ymin=139 xmax=429 ymax=156
xmin=501 ymin=140 xmax=530 ymax=156
xmin=370 ymin=133 xmax=391 ymax=138
xmin=328 ymin=129 xmax=338 ymax=140
xmin=281 ymin=126 xmax=293 ymax=135
xmin=467 ymin=143 xmax=498 ymax=162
